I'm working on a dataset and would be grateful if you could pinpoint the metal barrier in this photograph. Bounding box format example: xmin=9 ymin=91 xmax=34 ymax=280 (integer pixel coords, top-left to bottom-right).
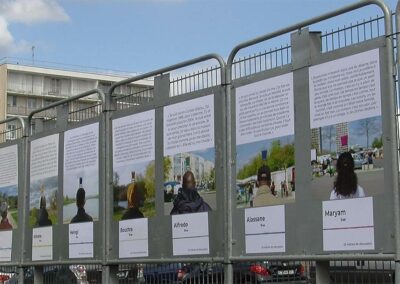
xmin=0 ymin=1 xmax=399 ymax=283
xmin=225 ymin=0 xmax=397 ymax=283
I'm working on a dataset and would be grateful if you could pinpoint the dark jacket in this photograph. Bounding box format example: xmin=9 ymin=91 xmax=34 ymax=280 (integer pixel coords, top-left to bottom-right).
xmin=170 ymin=188 xmax=212 ymax=215
xmin=38 ymin=208 xmax=52 ymax=227
xmin=71 ymin=208 xmax=93 ymax=223
xmin=121 ymin=207 xmax=144 ymax=220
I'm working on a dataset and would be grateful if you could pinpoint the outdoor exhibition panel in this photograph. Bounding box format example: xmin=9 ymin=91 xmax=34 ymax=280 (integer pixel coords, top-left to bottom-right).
xmin=0 ymin=129 xmax=24 ymax=265
xmin=24 ymin=93 xmax=105 ymax=265
xmin=230 ymin=30 xmax=396 ymax=257
xmin=107 ymin=72 xmax=227 ymax=261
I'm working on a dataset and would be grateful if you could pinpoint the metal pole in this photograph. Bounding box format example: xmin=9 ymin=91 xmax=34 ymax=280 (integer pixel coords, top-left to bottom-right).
xmin=394 ymin=2 xmax=400 ymax=282
xmin=224 ymin=66 xmax=233 ymax=284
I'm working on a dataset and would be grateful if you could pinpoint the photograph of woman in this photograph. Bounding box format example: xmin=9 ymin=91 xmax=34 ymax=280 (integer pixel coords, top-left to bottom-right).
xmin=330 ymin=152 xmax=365 ymax=200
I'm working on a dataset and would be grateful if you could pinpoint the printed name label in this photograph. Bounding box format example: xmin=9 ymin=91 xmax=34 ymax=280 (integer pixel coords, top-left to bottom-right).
xmin=245 ymin=205 xmax=285 ymax=253
xmin=323 ymin=197 xmax=374 ymax=251
xmin=119 ymin=218 xmax=149 ymax=258
xmin=172 ymin=212 xmax=209 ymax=256
xmin=32 ymin=227 xmax=52 ymax=261
xmin=69 ymin=222 xmax=93 ymax=258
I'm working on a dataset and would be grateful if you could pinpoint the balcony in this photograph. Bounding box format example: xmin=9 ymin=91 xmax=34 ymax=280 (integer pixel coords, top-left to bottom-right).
xmin=7 ymin=105 xmax=57 ymax=118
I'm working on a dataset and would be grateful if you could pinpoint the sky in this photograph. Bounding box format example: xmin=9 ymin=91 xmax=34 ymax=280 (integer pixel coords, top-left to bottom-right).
xmin=0 ymin=0 xmax=398 ymax=75
xmin=320 ymin=116 xmax=382 ymax=152
xmin=236 ymin=135 xmax=294 ymax=172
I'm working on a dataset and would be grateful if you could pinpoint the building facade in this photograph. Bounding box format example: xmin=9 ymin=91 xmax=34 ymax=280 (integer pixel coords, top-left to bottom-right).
xmin=0 ymin=63 xmax=153 ymax=140
xmin=336 ymin=122 xmax=349 ymax=153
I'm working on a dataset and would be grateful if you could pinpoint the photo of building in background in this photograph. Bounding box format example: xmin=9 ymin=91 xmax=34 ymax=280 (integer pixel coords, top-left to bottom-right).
xmin=236 ymin=135 xmax=295 ymax=208
xmin=113 ymin=161 xmax=156 ymax=220
xmin=311 ymin=116 xmax=384 ymax=200
xmin=164 ymin=147 xmax=215 ymax=215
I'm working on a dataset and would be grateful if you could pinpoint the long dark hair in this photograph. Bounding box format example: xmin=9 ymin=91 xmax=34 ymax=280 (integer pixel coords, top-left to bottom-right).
xmin=334 ymin=152 xmax=358 ymax=197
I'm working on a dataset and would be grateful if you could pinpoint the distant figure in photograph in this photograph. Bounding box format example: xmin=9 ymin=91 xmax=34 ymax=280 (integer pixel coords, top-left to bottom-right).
xmin=170 ymin=170 xmax=211 ymax=215
xmin=38 ymin=190 xmax=52 ymax=227
xmin=330 ymin=152 xmax=365 ymax=200
xmin=121 ymin=173 xmax=145 ymax=220
xmin=253 ymin=165 xmax=280 ymax=207
xmin=248 ymin=184 xmax=253 ymax=207
xmin=271 ymin=181 xmax=276 ymax=196
xmin=71 ymin=178 xmax=93 ymax=223
xmin=0 ymin=202 xmax=12 ymax=230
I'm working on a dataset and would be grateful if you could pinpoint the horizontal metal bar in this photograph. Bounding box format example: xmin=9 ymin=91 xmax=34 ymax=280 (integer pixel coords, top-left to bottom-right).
xmin=230 ymin=254 xmax=396 ymax=262
xmin=22 ymin=259 xmax=103 ymax=266
xmin=107 ymin=257 xmax=224 ymax=265
xmin=0 ymin=262 xmax=22 ymax=267
xmin=109 ymin=53 xmax=226 ymax=96
xmin=0 ymin=116 xmax=26 ymax=137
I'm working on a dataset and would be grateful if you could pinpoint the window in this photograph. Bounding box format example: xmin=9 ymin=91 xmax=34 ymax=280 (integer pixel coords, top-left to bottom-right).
xmin=27 ymin=98 xmax=37 ymax=109
xmin=7 ymin=95 xmax=17 ymax=107
xmin=6 ymin=124 xmax=16 ymax=140
xmin=43 ymin=99 xmax=53 ymax=106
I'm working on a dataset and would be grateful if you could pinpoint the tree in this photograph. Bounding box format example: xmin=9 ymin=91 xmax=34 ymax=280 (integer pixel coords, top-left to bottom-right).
xmin=144 ymin=161 xmax=155 ymax=199
xmin=143 ymin=157 xmax=172 ymax=199
xmin=321 ymin=125 xmax=336 ymax=154
xmin=163 ymin=157 xmax=172 ymax=181
xmin=372 ymin=136 xmax=383 ymax=148
xmin=237 ymin=140 xmax=295 ymax=179
xmin=354 ymin=117 xmax=381 ymax=148
xmin=113 ymin=172 xmax=120 ymax=186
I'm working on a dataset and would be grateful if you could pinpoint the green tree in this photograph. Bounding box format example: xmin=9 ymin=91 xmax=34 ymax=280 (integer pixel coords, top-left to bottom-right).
xmin=144 ymin=161 xmax=155 ymax=199
xmin=237 ymin=140 xmax=295 ymax=179
xmin=372 ymin=136 xmax=383 ymax=148
xmin=164 ymin=157 xmax=172 ymax=180
xmin=113 ymin=172 xmax=120 ymax=186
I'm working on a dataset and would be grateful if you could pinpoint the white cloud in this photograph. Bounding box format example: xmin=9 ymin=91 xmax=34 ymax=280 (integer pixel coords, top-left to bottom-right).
xmin=0 ymin=17 xmax=13 ymax=50
xmin=0 ymin=16 xmax=30 ymax=54
xmin=0 ymin=0 xmax=69 ymax=55
xmin=0 ymin=0 xmax=69 ymax=24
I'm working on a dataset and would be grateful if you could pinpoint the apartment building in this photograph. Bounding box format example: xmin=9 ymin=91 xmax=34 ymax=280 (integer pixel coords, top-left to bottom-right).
xmin=0 ymin=62 xmax=153 ymax=139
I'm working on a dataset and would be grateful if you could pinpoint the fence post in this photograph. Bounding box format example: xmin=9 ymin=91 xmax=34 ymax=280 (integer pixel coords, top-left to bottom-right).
xmin=315 ymin=261 xmax=330 ymax=283
xmin=33 ymin=266 xmax=43 ymax=284
xmin=224 ymin=62 xmax=234 ymax=284
xmin=17 ymin=267 xmax=24 ymax=284
xmin=104 ymin=84 xmax=117 ymax=283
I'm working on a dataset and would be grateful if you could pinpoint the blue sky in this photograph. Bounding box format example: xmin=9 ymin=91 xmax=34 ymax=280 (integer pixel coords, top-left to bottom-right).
xmin=0 ymin=0 xmax=397 ymax=74
xmin=236 ymin=135 xmax=294 ymax=172
xmin=320 ymin=116 xmax=382 ymax=152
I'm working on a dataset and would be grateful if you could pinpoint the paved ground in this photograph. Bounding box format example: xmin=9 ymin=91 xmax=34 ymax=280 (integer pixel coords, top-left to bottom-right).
xmin=312 ymin=168 xmax=384 ymax=200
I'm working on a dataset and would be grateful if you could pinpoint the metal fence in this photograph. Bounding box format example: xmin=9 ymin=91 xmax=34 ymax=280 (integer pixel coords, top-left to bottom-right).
xmin=0 ymin=1 xmax=399 ymax=284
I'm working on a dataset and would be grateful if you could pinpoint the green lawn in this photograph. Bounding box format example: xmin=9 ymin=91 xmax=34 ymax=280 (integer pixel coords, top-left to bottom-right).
xmin=10 ymin=211 xmax=17 ymax=224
